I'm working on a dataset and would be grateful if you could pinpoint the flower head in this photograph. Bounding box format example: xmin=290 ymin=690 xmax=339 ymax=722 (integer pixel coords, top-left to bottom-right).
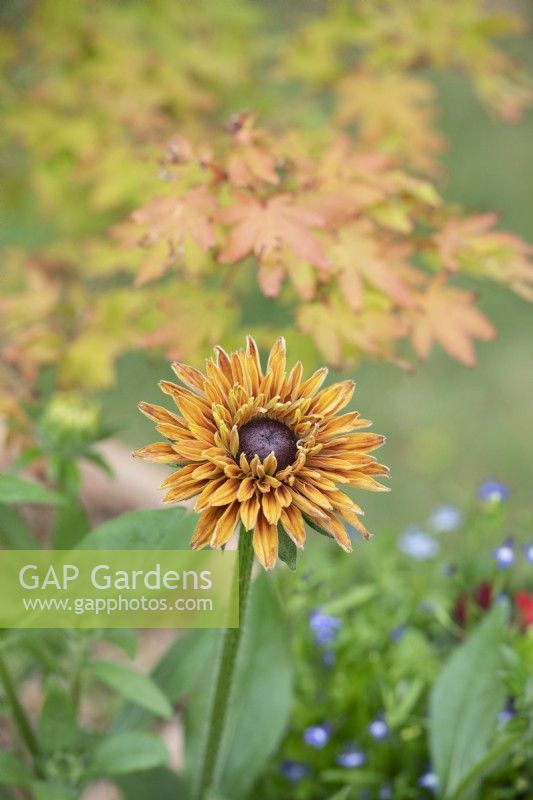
xmin=134 ymin=337 xmax=388 ymax=568
xmin=478 ymin=479 xmax=509 ymax=503
xmin=515 ymin=591 xmax=533 ymax=627
xmin=492 ymin=538 xmax=515 ymax=569
xmin=309 ymin=609 xmax=342 ymax=645
xmin=368 ymin=714 xmax=389 ymax=740
xmin=523 ymin=543 xmax=533 ymax=565
xmin=390 ymin=624 xmax=407 ymax=642
xmin=280 ymin=760 xmax=310 ymax=782
xmin=398 ymin=528 xmax=439 ymax=560
xmin=40 ymin=391 xmax=101 ymax=456
xmin=429 ymin=505 xmax=463 ymax=533
xmin=303 ymin=723 xmax=332 ymax=748
xmin=418 ymin=770 xmax=439 ymax=791
xmin=498 ymin=698 xmax=516 ymax=726
xmin=336 ymin=744 xmax=366 ymax=768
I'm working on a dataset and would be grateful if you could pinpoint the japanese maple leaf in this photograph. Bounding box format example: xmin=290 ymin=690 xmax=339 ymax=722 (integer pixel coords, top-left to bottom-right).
xmin=225 ymin=111 xmax=280 ymax=188
xmin=131 ymin=186 xmax=217 ymax=284
xmin=298 ymin=295 xmax=408 ymax=367
xmin=132 ymin=186 xmax=217 ymax=248
xmin=329 ymin=225 xmax=415 ymax=310
xmin=219 ymin=194 xmax=328 ymax=268
xmin=410 ymin=279 xmax=496 ymax=367
xmin=336 ymin=71 xmax=445 ymax=174
xmin=436 ymin=214 xmax=533 ymax=300
xmin=435 ymin=214 xmax=499 ymax=271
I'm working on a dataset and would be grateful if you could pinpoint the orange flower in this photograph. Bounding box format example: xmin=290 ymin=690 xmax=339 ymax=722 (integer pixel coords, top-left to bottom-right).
xmin=134 ymin=337 xmax=388 ymax=568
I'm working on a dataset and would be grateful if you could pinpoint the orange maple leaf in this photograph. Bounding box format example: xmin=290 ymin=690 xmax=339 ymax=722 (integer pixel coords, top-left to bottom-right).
xmin=435 ymin=214 xmax=498 ymax=272
xmin=225 ymin=113 xmax=280 ymax=188
xmin=219 ymin=194 xmax=328 ymax=268
xmin=131 ymin=186 xmax=217 ymax=285
xmin=329 ymin=225 xmax=415 ymax=310
xmin=410 ymin=279 xmax=496 ymax=367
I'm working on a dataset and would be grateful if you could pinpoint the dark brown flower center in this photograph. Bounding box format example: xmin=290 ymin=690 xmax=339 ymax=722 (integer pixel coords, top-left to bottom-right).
xmin=237 ymin=417 xmax=297 ymax=471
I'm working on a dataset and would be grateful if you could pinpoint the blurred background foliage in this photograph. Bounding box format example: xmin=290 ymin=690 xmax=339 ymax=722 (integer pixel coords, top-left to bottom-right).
xmin=0 ymin=0 xmax=532 ymax=524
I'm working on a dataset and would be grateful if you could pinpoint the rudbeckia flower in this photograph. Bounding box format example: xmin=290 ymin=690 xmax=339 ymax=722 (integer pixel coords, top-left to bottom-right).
xmin=134 ymin=337 xmax=388 ymax=569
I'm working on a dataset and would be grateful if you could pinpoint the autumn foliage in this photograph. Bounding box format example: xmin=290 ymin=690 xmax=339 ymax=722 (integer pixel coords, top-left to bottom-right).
xmin=121 ymin=114 xmax=533 ymax=368
xmin=1 ymin=0 xmax=532 ymax=451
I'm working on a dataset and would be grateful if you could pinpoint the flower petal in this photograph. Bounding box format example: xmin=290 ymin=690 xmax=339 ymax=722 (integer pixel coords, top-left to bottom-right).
xmin=191 ymin=507 xmax=221 ymax=549
xmin=205 ymin=478 xmax=241 ymax=507
xmin=171 ymin=362 xmax=206 ymax=393
xmin=211 ymin=502 xmax=240 ymax=548
xmin=237 ymin=475 xmax=256 ymax=502
xmin=240 ymin=494 xmax=260 ymax=530
xmin=253 ymin=512 xmax=278 ymax=569
xmin=132 ymin=442 xmax=182 ymax=463
xmin=262 ymin=491 xmax=283 ymax=525
xmin=280 ymin=505 xmax=306 ymax=547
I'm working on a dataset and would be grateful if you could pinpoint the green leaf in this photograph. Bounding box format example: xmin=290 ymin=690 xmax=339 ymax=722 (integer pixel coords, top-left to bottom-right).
xmin=277 ymin=524 xmax=297 ymax=570
xmin=185 ymin=574 xmax=293 ymax=799
xmin=31 ymin=784 xmax=77 ymax=800
xmin=447 ymin=732 xmax=522 ymax=800
xmin=52 ymin=495 xmax=90 ymax=549
xmin=100 ymin=629 xmax=138 ymax=660
xmin=88 ymin=732 xmax=169 ymax=777
xmin=117 ymin=767 xmax=185 ymax=800
xmin=322 ymin=769 xmax=381 ymax=787
xmin=38 ymin=682 xmax=78 ymax=754
xmin=303 ymin=514 xmax=333 ymax=539
xmin=327 ymin=788 xmax=353 ymax=800
xmin=0 ymin=473 xmax=64 ymax=505
xmin=429 ymin=603 xmax=508 ymax=799
xmin=89 ymin=658 xmax=173 ymax=719
xmin=322 ymin=585 xmax=378 ymax=615
xmin=0 ymin=751 xmax=33 ymax=786
xmin=112 ymin=629 xmax=217 ymax=733
xmin=76 ymin=506 xmax=197 ymax=550
xmin=0 ymin=504 xmax=39 ymax=548
xmin=83 ymin=449 xmax=114 ymax=477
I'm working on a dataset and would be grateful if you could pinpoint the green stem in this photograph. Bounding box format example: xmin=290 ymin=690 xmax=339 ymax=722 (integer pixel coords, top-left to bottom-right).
xmin=195 ymin=526 xmax=254 ymax=800
xmin=0 ymin=650 xmax=41 ymax=765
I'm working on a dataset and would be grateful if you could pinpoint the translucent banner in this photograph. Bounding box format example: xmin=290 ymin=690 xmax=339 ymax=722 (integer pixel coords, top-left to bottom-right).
xmin=0 ymin=550 xmax=238 ymax=628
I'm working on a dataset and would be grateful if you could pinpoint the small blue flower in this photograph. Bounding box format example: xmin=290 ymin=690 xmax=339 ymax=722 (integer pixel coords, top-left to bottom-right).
xmin=309 ymin=610 xmax=341 ymax=645
xmin=493 ymin=538 xmax=515 ymax=569
xmin=390 ymin=624 xmax=407 ymax=642
xmin=418 ymin=770 xmax=439 ymax=791
xmin=368 ymin=714 xmax=389 ymax=740
xmin=498 ymin=698 xmax=516 ymax=726
xmin=430 ymin=505 xmax=463 ymax=533
xmin=399 ymin=528 xmax=439 ymax=560
xmin=303 ymin=722 xmax=332 ymax=749
xmin=379 ymin=786 xmax=393 ymax=800
xmin=336 ymin=743 xmax=366 ymax=768
xmin=280 ymin=760 xmax=310 ymax=782
xmin=523 ymin=543 xmax=533 ymax=565
xmin=478 ymin=479 xmax=509 ymax=503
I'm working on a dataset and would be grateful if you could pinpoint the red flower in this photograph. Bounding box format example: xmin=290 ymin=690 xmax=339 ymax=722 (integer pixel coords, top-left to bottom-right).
xmin=515 ymin=592 xmax=533 ymax=628
xmin=453 ymin=582 xmax=493 ymax=627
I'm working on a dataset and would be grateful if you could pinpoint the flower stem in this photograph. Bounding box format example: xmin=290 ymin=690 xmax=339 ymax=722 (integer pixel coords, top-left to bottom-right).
xmin=0 ymin=650 xmax=41 ymax=765
xmin=195 ymin=526 xmax=254 ymax=800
